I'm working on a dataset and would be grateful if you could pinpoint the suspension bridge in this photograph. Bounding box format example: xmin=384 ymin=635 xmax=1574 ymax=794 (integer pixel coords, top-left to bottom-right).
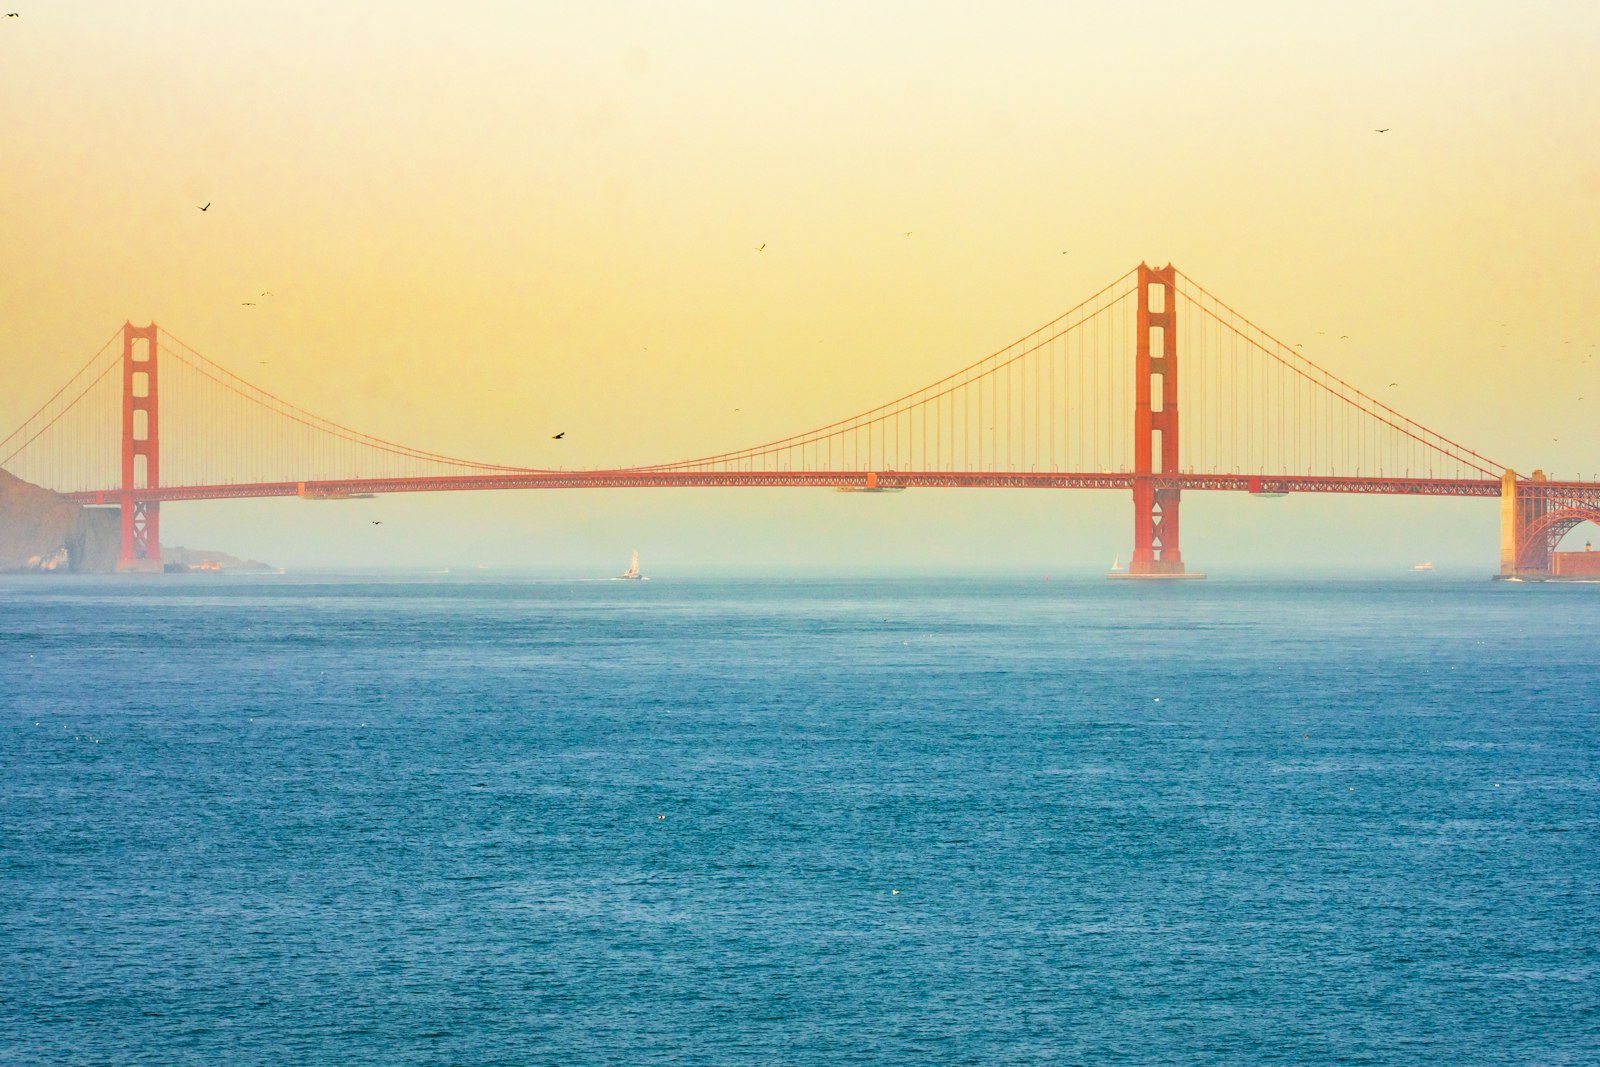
xmin=3 ymin=264 xmax=1596 ymax=579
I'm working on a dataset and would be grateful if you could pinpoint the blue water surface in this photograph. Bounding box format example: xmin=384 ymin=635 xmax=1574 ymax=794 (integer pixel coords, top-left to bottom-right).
xmin=2 ymin=574 xmax=1598 ymax=1065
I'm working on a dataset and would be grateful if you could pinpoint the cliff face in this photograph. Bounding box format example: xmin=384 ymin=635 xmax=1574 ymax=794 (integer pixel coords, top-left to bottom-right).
xmin=1 ymin=469 xmax=267 ymax=574
xmin=68 ymin=507 xmax=122 ymax=572
xmin=0 ymin=469 xmax=121 ymax=573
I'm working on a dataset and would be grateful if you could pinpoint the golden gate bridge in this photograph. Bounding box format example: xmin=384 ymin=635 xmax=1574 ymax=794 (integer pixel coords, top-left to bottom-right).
xmin=4 ymin=264 xmax=1596 ymax=579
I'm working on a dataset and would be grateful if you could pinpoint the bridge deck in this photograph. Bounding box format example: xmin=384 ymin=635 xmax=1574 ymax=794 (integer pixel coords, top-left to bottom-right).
xmin=64 ymin=472 xmax=1509 ymax=504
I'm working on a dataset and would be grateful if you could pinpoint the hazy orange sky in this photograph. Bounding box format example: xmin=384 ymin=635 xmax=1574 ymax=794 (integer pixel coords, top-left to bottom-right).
xmin=3 ymin=2 xmax=1597 ymax=572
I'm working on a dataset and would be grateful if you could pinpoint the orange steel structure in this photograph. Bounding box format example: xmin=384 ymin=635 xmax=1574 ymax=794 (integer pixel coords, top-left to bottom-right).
xmin=1499 ymin=470 xmax=1600 ymax=578
xmin=118 ymin=323 xmax=161 ymax=571
xmin=1123 ymin=264 xmax=1197 ymax=578
xmin=4 ymin=263 xmax=1596 ymax=577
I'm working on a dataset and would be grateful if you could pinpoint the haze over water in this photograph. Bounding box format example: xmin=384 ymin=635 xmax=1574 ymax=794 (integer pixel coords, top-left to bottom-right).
xmin=4 ymin=574 xmax=1598 ymax=1064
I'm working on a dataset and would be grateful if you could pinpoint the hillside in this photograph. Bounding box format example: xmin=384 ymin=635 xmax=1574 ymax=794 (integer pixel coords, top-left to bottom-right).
xmin=0 ymin=471 xmax=267 ymax=574
xmin=0 ymin=468 xmax=120 ymax=573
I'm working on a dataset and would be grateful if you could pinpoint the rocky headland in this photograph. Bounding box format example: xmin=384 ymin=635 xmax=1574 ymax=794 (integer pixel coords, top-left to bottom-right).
xmin=0 ymin=468 xmax=267 ymax=573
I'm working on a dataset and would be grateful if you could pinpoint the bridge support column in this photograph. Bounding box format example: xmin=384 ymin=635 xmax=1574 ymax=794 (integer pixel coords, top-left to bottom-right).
xmin=1113 ymin=263 xmax=1203 ymax=579
xmin=1499 ymin=469 xmax=1519 ymax=577
xmin=118 ymin=322 xmax=162 ymax=572
xmin=1498 ymin=468 xmax=1550 ymax=580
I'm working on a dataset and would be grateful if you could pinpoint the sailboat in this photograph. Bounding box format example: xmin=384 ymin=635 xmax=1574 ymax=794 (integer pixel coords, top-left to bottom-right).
xmin=619 ymin=550 xmax=644 ymax=580
xmin=1110 ymin=555 xmax=1126 ymax=574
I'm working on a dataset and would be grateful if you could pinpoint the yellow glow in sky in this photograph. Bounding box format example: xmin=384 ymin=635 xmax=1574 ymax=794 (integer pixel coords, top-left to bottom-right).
xmin=2 ymin=2 xmax=1597 ymax=570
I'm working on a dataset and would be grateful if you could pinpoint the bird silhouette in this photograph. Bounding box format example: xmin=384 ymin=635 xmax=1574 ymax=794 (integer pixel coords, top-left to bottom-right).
xmin=259 ymin=290 xmax=272 ymax=297
xmin=755 ymin=243 xmax=765 ymax=252
xmin=371 ymin=521 xmax=383 ymax=525
xmin=198 ymin=202 xmax=210 ymax=211
xmin=5 ymin=12 xmax=19 ymax=16
xmin=1375 ymin=127 xmax=1389 ymax=133
xmin=1339 ymin=335 xmax=1350 ymax=340
xmin=1389 ymin=382 xmax=1398 ymax=387
xmin=551 ymin=432 xmax=565 ymax=440
xmin=240 ymin=301 xmax=255 ymax=306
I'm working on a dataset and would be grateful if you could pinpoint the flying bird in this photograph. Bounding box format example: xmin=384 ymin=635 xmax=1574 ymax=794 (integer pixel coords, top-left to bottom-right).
xmin=1339 ymin=335 xmax=1350 ymax=340
xmin=198 ymin=202 xmax=210 ymax=211
xmin=904 ymin=231 xmax=913 ymax=237
xmin=240 ymin=301 xmax=255 ymax=306
xmin=371 ymin=521 xmax=383 ymax=525
xmin=551 ymin=432 xmax=565 ymax=439
xmin=755 ymin=243 xmax=765 ymax=252
xmin=1375 ymin=127 xmax=1389 ymax=133
xmin=1389 ymin=382 xmax=1398 ymax=387
xmin=259 ymin=290 xmax=272 ymax=297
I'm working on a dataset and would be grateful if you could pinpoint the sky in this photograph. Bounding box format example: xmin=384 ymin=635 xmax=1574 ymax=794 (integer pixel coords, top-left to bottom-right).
xmin=2 ymin=1 xmax=1597 ymax=574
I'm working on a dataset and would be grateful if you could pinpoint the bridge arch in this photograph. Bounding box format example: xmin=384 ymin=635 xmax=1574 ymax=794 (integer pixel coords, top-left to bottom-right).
xmin=1518 ymin=508 xmax=1600 ymax=571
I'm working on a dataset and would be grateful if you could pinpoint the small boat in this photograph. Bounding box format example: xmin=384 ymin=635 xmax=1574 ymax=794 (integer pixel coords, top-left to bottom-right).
xmin=619 ymin=550 xmax=644 ymax=580
xmin=1110 ymin=555 xmax=1126 ymax=573
xmin=1413 ymin=561 xmax=1434 ymax=572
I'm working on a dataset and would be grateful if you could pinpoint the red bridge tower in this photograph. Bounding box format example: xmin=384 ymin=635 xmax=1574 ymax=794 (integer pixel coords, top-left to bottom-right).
xmin=118 ymin=322 xmax=161 ymax=572
xmin=1115 ymin=263 xmax=1203 ymax=579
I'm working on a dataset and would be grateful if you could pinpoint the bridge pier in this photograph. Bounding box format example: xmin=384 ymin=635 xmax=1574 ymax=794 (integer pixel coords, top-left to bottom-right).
xmin=1497 ymin=468 xmax=1548 ymax=580
xmin=1112 ymin=263 xmax=1203 ymax=579
xmin=1497 ymin=468 xmax=1600 ymax=581
xmin=117 ymin=322 xmax=162 ymax=572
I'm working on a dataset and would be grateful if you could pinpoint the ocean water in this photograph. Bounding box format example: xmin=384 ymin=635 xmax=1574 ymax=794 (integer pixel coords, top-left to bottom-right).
xmin=2 ymin=574 xmax=1598 ymax=1065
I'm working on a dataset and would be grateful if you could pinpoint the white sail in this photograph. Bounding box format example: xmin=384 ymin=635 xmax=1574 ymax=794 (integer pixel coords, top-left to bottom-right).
xmin=621 ymin=550 xmax=641 ymax=579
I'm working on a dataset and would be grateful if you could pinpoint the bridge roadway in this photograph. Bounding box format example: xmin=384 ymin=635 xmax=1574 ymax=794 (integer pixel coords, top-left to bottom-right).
xmin=65 ymin=471 xmax=1513 ymax=504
